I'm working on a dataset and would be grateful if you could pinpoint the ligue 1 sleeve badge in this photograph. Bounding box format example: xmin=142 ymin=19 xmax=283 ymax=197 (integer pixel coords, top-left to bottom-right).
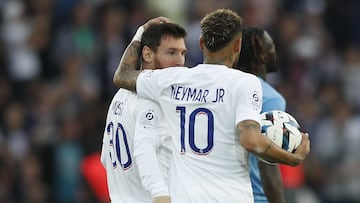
xmin=248 ymin=90 xmax=261 ymax=110
xmin=141 ymin=109 xmax=158 ymax=128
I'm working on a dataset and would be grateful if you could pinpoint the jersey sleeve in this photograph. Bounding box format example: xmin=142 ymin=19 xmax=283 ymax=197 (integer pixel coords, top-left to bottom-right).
xmin=136 ymin=69 xmax=161 ymax=101
xmin=133 ymin=98 xmax=169 ymax=197
xmin=260 ymin=79 xmax=286 ymax=112
xmin=235 ymin=75 xmax=263 ymax=126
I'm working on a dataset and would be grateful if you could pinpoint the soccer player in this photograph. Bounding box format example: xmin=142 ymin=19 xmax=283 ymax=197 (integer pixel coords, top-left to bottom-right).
xmin=234 ymin=26 xmax=286 ymax=203
xmin=100 ymin=17 xmax=187 ymax=203
xmin=132 ymin=22 xmax=188 ymax=203
xmin=113 ymin=9 xmax=310 ymax=203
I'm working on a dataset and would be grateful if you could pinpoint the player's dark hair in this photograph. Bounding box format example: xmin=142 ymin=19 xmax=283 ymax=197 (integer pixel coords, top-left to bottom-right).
xmin=235 ymin=27 xmax=264 ymax=73
xmin=200 ymin=9 xmax=242 ymax=52
xmin=141 ymin=23 xmax=187 ymax=52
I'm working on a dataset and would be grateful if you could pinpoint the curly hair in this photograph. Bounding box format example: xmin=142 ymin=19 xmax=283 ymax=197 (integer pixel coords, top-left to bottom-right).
xmin=141 ymin=23 xmax=187 ymax=52
xmin=235 ymin=26 xmax=279 ymax=74
xmin=235 ymin=27 xmax=265 ymax=72
xmin=200 ymin=9 xmax=242 ymax=52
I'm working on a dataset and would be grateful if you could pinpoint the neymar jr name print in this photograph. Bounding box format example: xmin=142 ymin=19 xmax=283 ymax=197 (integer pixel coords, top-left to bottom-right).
xmin=170 ymin=85 xmax=225 ymax=103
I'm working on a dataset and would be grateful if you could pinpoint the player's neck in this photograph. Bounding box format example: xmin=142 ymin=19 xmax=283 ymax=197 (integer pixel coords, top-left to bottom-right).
xmin=203 ymin=53 xmax=235 ymax=68
xmin=251 ymin=63 xmax=267 ymax=80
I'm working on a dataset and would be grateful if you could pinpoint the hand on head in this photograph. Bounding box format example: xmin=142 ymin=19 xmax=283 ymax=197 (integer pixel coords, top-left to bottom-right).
xmin=143 ymin=16 xmax=172 ymax=30
xmin=293 ymin=132 xmax=310 ymax=165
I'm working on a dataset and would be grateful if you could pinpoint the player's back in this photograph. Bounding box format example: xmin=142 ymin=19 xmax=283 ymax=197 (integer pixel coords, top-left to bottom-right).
xmin=137 ymin=64 xmax=263 ymax=202
xmin=100 ymin=89 xmax=151 ymax=203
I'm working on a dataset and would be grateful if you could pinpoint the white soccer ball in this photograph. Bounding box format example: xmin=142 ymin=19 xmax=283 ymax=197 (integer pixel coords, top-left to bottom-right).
xmin=260 ymin=110 xmax=302 ymax=164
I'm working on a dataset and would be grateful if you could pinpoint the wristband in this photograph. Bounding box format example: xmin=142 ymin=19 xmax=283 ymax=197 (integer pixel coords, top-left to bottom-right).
xmin=131 ymin=26 xmax=145 ymax=42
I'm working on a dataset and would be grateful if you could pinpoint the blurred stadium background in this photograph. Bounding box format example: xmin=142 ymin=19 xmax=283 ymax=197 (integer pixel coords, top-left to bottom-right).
xmin=0 ymin=0 xmax=360 ymax=202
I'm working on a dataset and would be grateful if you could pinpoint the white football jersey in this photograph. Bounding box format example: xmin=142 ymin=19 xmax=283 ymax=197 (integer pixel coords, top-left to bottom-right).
xmin=100 ymin=89 xmax=151 ymax=203
xmin=136 ymin=64 xmax=263 ymax=203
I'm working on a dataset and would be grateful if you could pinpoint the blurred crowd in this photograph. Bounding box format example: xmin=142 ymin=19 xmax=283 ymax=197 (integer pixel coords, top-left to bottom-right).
xmin=0 ymin=0 xmax=360 ymax=203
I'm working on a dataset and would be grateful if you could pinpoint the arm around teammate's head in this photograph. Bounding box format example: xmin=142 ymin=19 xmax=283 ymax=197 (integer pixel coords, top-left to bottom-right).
xmin=113 ymin=16 xmax=172 ymax=91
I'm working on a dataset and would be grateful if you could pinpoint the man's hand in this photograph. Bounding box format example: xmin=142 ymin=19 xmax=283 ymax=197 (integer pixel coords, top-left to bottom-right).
xmin=152 ymin=195 xmax=170 ymax=203
xmin=143 ymin=16 xmax=171 ymax=30
xmin=293 ymin=133 xmax=310 ymax=164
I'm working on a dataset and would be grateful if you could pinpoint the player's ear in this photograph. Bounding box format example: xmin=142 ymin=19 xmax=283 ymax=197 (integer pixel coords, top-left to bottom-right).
xmin=199 ymin=36 xmax=205 ymax=51
xmin=234 ymin=37 xmax=241 ymax=53
xmin=142 ymin=46 xmax=153 ymax=63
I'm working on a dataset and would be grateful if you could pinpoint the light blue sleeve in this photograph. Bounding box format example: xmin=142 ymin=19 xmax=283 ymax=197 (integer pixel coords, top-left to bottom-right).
xmin=260 ymin=79 xmax=286 ymax=113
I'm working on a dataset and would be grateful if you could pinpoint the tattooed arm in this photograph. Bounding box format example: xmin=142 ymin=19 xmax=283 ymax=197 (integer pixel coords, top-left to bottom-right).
xmin=237 ymin=120 xmax=310 ymax=166
xmin=113 ymin=17 xmax=171 ymax=92
xmin=113 ymin=40 xmax=142 ymax=91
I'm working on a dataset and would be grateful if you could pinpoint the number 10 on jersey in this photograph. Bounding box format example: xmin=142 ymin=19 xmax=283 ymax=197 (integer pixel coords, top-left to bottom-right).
xmin=176 ymin=106 xmax=214 ymax=155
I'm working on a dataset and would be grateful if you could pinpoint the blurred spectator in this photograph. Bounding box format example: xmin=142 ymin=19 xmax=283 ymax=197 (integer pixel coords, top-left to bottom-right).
xmin=25 ymin=0 xmax=56 ymax=79
xmin=311 ymin=99 xmax=360 ymax=202
xmin=145 ymin=0 xmax=189 ymax=25
xmin=19 ymin=152 xmax=48 ymax=203
xmin=96 ymin=2 xmax=128 ymax=98
xmin=52 ymin=0 xmax=98 ymax=74
xmin=51 ymin=112 xmax=84 ymax=203
xmin=341 ymin=45 xmax=360 ymax=111
xmin=3 ymin=102 xmax=30 ymax=162
xmin=241 ymin=0 xmax=279 ymax=30
xmin=324 ymin=0 xmax=360 ymax=50
xmin=2 ymin=0 xmax=41 ymax=84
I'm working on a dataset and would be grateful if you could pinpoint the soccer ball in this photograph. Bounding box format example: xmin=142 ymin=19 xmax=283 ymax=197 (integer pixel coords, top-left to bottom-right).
xmin=259 ymin=110 xmax=302 ymax=164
